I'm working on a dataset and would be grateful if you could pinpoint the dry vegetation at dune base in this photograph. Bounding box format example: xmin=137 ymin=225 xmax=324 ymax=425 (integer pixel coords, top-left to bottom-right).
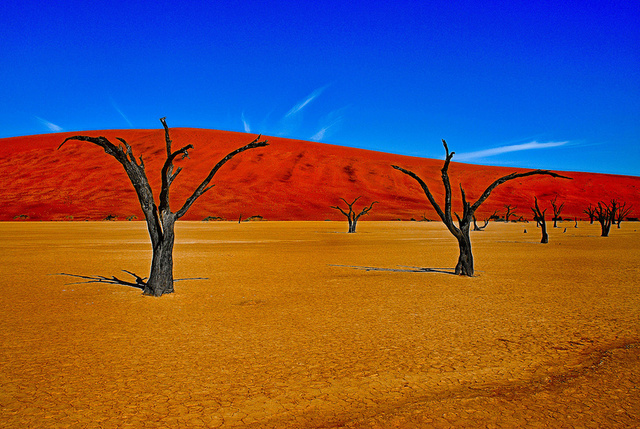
xmin=1 ymin=221 xmax=639 ymax=428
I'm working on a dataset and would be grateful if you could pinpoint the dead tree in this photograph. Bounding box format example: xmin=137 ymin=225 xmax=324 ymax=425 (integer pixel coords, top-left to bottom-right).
xmin=550 ymin=195 xmax=565 ymax=227
xmin=58 ymin=117 xmax=268 ymax=296
xmin=392 ymin=140 xmax=570 ymax=276
xmin=473 ymin=210 xmax=497 ymax=231
xmin=331 ymin=197 xmax=377 ymax=233
xmin=594 ymin=200 xmax=618 ymax=237
xmin=583 ymin=204 xmax=596 ymax=224
xmin=531 ymin=197 xmax=549 ymax=243
xmin=504 ymin=205 xmax=517 ymax=222
xmin=615 ymin=202 xmax=632 ymax=228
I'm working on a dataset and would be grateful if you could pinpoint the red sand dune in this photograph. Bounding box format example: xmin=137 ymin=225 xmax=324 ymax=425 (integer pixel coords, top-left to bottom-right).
xmin=0 ymin=128 xmax=638 ymax=221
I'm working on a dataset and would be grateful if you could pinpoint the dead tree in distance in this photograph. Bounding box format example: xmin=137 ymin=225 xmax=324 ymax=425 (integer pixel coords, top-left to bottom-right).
xmin=550 ymin=195 xmax=565 ymax=228
xmin=504 ymin=205 xmax=517 ymax=222
xmin=473 ymin=210 xmax=497 ymax=231
xmin=594 ymin=200 xmax=618 ymax=237
xmin=615 ymin=202 xmax=632 ymax=228
xmin=583 ymin=204 xmax=596 ymax=224
xmin=58 ymin=117 xmax=268 ymax=296
xmin=331 ymin=197 xmax=377 ymax=233
xmin=392 ymin=140 xmax=570 ymax=276
xmin=531 ymin=197 xmax=549 ymax=243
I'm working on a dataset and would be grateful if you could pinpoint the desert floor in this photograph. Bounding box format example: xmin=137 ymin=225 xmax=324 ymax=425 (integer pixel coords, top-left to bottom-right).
xmin=0 ymin=221 xmax=638 ymax=428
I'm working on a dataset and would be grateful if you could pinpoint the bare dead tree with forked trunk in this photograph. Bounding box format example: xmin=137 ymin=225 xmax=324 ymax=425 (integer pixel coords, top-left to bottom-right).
xmin=531 ymin=197 xmax=549 ymax=243
xmin=584 ymin=204 xmax=596 ymax=224
xmin=550 ymin=195 xmax=565 ymax=228
xmin=615 ymin=202 xmax=632 ymax=228
xmin=331 ymin=197 xmax=377 ymax=233
xmin=504 ymin=205 xmax=517 ymax=222
xmin=58 ymin=117 xmax=268 ymax=296
xmin=594 ymin=200 xmax=618 ymax=237
xmin=392 ymin=139 xmax=571 ymax=276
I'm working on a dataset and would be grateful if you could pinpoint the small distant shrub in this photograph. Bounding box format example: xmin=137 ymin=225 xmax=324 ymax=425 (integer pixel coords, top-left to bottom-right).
xmin=126 ymin=215 xmax=137 ymax=221
xmin=244 ymin=215 xmax=264 ymax=222
xmin=104 ymin=214 xmax=117 ymax=221
xmin=203 ymin=216 xmax=225 ymax=222
xmin=13 ymin=214 xmax=28 ymax=220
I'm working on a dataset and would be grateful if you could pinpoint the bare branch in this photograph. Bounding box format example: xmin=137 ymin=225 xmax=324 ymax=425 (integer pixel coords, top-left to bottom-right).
xmin=391 ymin=165 xmax=446 ymax=222
xmin=176 ymin=135 xmax=268 ymax=219
xmin=160 ymin=117 xmax=173 ymax=157
xmin=356 ymin=201 xmax=378 ymax=219
xmin=331 ymin=205 xmax=350 ymax=218
xmin=440 ymin=139 xmax=455 ymax=227
xmin=158 ymin=143 xmax=194 ymax=214
xmin=59 ymin=134 xmax=163 ymax=244
xmin=470 ymin=170 xmax=572 ymax=214
xmin=58 ymin=135 xmax=126 ymax=162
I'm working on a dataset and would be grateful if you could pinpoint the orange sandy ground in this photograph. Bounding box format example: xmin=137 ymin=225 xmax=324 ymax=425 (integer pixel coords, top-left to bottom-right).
xmin=0 ymin=221 xmax=638 ymax=428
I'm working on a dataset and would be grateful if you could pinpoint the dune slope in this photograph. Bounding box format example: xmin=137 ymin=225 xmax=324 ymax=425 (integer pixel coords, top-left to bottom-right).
xmin=0 ymin=128 xmax=638 ymax=221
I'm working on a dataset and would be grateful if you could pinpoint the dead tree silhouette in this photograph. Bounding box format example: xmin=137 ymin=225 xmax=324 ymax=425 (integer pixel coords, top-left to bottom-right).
xmin=583 ymin=204 xmax=596 ymax=224
xmin=58 ymin=117 xmax=268 ymax=296
xmin=550 ymin=195 xmax=565 ymax=228
xmin=594 ymin=200 xmax=618 ymax=237
xmin=392 ymin=139 xmax=570 ymax=276
xmin=504 ymin=205 xmax=517 ymax=222
xmin=615 ymin=202 xmax=632 ymax=228
xmin=531 ymin=197 xmax=549 ymax=243
xmin=331 ymin=197 xmax=377 ymax=233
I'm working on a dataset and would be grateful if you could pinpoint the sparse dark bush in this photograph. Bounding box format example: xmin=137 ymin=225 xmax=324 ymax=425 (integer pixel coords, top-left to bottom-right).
xmin=203 ymin=216 xmax=225 ymax=222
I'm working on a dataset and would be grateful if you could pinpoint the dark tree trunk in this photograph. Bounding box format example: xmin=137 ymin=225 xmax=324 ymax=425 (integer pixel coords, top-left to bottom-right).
xmin=454 ymin=224 xmax=474 ymax=275
xmin=540 ymin=223 xmax=549 ymax=243
xmin=143 ymin=216 xmax=176 ymax=296
xmin=145 ymin=240 xmax=175 ymax=296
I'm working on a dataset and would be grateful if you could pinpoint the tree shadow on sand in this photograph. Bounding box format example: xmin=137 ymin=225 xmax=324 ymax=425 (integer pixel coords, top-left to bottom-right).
xmin=55 ymin=270 xmax=207 ymax=291
xmin=331 ymin=265 xmax=457 ymax=275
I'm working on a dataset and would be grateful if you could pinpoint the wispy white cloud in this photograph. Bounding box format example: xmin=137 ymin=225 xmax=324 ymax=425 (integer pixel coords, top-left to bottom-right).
xmin=35 ymin=116 xmax=63 ymax=132
xmin=311 ymin=106 xmax=348 ymax=141
xmin=454 ymin=141 xmax=569 ymax=161
xmin=241 ymin=111 xmax=251 ymax=132
xmin=285 ymin=84 xmax=329 ymax=118
xmin=110 ymin=98 xmax=133 ymax=127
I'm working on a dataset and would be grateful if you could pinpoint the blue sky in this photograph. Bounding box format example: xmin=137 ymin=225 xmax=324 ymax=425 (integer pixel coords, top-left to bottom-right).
xmin=1 ymin=0 xmax=638 ymax=175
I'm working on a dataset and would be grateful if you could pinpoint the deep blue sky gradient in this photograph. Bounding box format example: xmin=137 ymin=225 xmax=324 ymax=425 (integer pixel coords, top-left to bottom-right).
xmin=1 ymin=0 xmax=638 ymax=175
